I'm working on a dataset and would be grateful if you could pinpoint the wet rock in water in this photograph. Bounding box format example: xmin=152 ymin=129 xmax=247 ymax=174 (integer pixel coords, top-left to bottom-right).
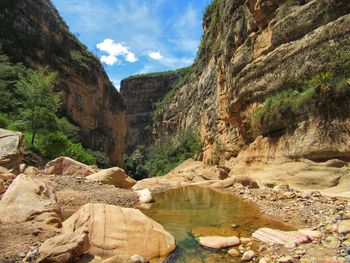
xmin=62 ymin=203 xmax=175 ymax=260
xmin=86 ymin=167 xmax=136 ymax=189
xmin=0 ymin=174 xmax=62 ymax=226
xmin=37 ymin=232 xmax=89 ymax=263
xmin=136 ymin=188 xmax=153 ymax=203
xmin=242 ymin=250 xmax=256 ymax=261
xmin=199 ymin=236 xmax=240 ymax=249
xmin=0 ymin=129 xmax=24 ymax=174
xmin=45 ymin=156 xmax=97 ymax=177
xmin=228 ymin=248 xmax=240 ymax=257
xmin=252 ymin=228 xmax=310 ymax=246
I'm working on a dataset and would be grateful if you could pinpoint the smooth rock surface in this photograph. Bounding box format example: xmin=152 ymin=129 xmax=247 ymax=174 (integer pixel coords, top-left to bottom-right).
xmin=62 ymin=203 xmax=175 ymax=260
xmin=0 ymin=129 xmax=23 ymax=173
xmin=252 ymin=228 xmax=311 ymax=246
xmin=37 ymin=232 xmax=89 ymax=263
xmin=199 ymin=236 xmax=240 ymax=249
xmin=0 ymin=174 xmax=62 ymax=225
xmin=86 ymin=167 xmax=136 ymax=189
xmin=45 ymin=156 xmax=97 ymax=177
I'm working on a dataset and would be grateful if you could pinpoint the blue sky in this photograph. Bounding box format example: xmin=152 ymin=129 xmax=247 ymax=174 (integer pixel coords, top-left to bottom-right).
xmin=52 ymin=0 xmax=211 ymax=89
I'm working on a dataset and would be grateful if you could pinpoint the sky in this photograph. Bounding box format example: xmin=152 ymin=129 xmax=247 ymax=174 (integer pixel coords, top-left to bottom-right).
xmin=51 ymin=0 xmax=211 ymax=89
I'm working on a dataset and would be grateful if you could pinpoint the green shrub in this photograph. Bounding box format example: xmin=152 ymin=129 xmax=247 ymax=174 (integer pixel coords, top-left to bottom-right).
xmin=144 ymin=129 xmax=202 ymax=177
xmin=252 ymin=72 xmax=350 ymax=135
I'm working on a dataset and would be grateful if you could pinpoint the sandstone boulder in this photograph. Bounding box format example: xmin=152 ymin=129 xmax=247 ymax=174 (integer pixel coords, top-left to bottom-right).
xmin=135 ymin=188 xmax=153 ymax=203
xmin=45 ymin=156 xmax=97 ymax=177
xmin=0 ymin=129 xmax=23 ymax=174
xmin=211 ymin=176 xmax=259 ymax=189
xmin=0 ymin=166 xmax=15 ymax=182
xmin=62 ymin=203 xmax=175 ymax=260
xmin=86 ymin=167 xmax=136 ymax=189
xmin=252 ymin=228 xmax=311 ymax=246
xmin=0 ymin=174 xmax=62 ymax=226
xmin=37 ymin=231 xmax=89 ymax=263
xmin=199 ymin=236 xmax=240 ymax=249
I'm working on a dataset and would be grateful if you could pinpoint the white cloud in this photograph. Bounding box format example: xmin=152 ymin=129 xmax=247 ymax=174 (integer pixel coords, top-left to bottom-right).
xmin=96 ymin=39 xmax=137 ymax=65
xmin=100 ymin=55 xmax=118 ymax=65
xmin=148 ymin=51 xmax=163 ymax=60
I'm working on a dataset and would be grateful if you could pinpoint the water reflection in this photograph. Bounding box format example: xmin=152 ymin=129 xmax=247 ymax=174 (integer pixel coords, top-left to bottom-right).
xmin=140 ymin=186 xmax=291 ymax=262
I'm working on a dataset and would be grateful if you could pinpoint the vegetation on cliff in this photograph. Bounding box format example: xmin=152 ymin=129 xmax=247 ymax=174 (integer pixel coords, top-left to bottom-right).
xmin=125 ymin=129 xmax=202 ymax=179
xmin=252 ymin=42 xmax=350 ymax=136
xmin=0 ymin=47 xmax=110 ymax=166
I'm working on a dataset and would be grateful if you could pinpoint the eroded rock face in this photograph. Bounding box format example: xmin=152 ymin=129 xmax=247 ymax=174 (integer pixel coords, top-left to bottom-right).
xmin=144 ymin=0 xmax=350 ymax=166
xmin=120 ymin=73 xmax=180 ymax=154
xmin=0 ymin=174 xmax=62 ymax=226
xmin=37 ymin=231 xmax=89 ymax=263
xmin=0 ymin=129 xmax=23 ymax=174
xmin=45 ymin=156 xmax=97 ymax=177
xmin=0 ymin=1 xmax=125 ymax=166
xmin=62 ymin=203 xmax=176 ymax=260
xmin=86 ymin=167 xmax=136 ymax=189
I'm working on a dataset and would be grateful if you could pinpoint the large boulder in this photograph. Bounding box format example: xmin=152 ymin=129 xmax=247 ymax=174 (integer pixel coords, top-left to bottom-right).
xmin=0 ymin=174 xmax=62 ymax=226
xmin=45 ymin=156 xmax=97 ymax=177
xmin=0 ymin=129 xmax=24 ymax=174
xmin=37 ymin=231 xmax=89 ymax=263
xmin=62 ymin=203 xmax=176 ymax=260
xmin=86 ymin=167 xmax=136 ymax=189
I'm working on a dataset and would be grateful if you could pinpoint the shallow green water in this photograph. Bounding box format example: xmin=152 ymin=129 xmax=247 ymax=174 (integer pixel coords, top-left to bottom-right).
xmin=140 ymin=186 xmax=292 ymax=263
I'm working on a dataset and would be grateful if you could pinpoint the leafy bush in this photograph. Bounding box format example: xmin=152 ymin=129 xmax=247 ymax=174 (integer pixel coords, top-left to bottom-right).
xmin=144 ymin=129 xmax=202 ymax=177
xmin=252 ymin=72 xmax=350 ymax=135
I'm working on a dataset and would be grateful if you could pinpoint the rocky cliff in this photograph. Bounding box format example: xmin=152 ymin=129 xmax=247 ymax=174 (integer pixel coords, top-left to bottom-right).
xmin=0 ymin=0 xmax=125 ymax=166
xmin=120 ymin=70 xmax=188 ymax=155
xmin=150 ymin=0 xmax=350 ymax=166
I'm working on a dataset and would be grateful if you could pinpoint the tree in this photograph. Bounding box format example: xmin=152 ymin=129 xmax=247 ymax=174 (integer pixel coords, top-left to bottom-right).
xmin=15 ymin=67 xmax=61 ymax=145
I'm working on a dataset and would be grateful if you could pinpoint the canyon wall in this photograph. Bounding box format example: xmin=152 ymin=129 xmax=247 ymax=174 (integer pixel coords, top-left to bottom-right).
xmin=120 ymin=73 xmax=180 ymax=154
xmin=0 ymin=0 xmax=125 ymax=166
xmin=145 ymin=0 xmax=350 ymax=166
